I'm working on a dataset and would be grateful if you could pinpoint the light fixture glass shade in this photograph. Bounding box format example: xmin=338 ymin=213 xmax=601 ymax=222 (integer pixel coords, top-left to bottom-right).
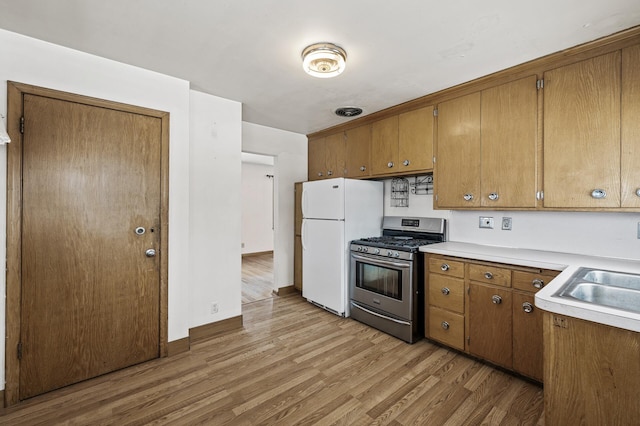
xmin=302 ymin=43 xmax=347 ymax=78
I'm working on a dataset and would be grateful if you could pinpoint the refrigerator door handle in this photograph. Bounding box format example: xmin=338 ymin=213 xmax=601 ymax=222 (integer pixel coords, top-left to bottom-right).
xmin=301 ymin=188 xmax=308 ymax=218
xmin=350 ymin=301 xmax=412 ymax=326
xmin=301 ymin=219 xmax=307 ymax=251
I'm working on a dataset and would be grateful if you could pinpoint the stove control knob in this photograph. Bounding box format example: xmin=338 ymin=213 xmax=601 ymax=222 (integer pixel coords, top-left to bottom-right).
xmin=387 ymin=251 xmax=393 ymax=257
xmin=362 ymin=247 xmax=368 ymax=253
xmin=394 ymin=252 xmax=400 ymax=258
xmin=373 ymin=248 xmax=380 ymax=255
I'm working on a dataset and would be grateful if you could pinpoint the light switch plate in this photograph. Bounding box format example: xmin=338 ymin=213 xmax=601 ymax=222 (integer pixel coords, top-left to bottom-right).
xmin=479 ymin=217 xmax=494 ymax=229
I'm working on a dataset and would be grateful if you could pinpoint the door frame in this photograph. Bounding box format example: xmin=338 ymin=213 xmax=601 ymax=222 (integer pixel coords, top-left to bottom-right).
xmin=5 ymin=81 xmax=170 ymax=406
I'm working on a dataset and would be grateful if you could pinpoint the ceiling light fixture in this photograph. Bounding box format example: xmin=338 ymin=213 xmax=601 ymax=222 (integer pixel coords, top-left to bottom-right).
xmin=301 ymin=42 xmax=347 ymax=78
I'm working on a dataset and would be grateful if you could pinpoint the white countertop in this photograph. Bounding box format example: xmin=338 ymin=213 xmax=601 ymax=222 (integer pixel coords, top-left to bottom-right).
xmin=419 ymin=242 xmax=640 ymax=333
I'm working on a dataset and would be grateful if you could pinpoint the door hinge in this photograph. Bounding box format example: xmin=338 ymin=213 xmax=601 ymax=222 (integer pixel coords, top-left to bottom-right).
xmin=17 ymin=342 xmax=23 ymax=360
xmin=433 ymin=108 xmax=438 ymax=117
xmin=536 ymin=79 xmax=544 ymax=90
xmin=20 ymin=116 xmax=25 ymax=134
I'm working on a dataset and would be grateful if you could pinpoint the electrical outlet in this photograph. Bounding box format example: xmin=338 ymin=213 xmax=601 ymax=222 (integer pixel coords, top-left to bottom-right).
xmin=211 ymin=303 xmax=219 ymax=314
xmin=502 ymin=217 xmax=513 ymax=231
xmin=479 ymin=217 xmax=494 ymax=229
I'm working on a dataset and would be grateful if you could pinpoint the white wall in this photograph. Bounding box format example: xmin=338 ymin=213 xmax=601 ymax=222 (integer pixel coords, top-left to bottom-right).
xmin=241 ymin=162 xmax=274 ymax=254
xmin=0 ymin=29 xmax=194 ymax=390
xmin=242 ymin=122 xmax=307 ymax=290
xmin=189 ymin=90 xmax=242 ymax=328
xmin=382 ymin=176 xmax=640 ymax=260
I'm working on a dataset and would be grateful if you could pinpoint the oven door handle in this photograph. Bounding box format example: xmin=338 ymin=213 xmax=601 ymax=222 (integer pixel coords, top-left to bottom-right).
xmin=350 ymin=301 xmax=412 ymax=326
xmin=350 ymin=252 xmax=411 ymax=269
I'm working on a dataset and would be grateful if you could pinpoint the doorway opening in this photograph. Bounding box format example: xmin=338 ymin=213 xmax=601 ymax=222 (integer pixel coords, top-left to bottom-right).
xmin=241 ymin=152 xmax=275 ymax=303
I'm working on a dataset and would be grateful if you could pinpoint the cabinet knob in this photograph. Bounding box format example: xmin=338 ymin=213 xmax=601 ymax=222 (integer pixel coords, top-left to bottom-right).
xmin=360 ymin=166 xmax=366 ymax=172
xmin=318 ymin=172 xmax=323 ymax=177
xmin=488 ymin=192 xmax=499 ymax=201
xmin=484 ymin=272 xmax=493 ymax=280
xmin=327 ymin=170 xmax=333 ymax=176
xmin=440 ymin=263 xmax=450 ymax=271
xmin=591 ymin=189 xmax=607 ymax=199
xmin=441 ymin=287 xmax=450 ymax=296
xmin=441 ymin=321 xmax=450 ymax=330
xmin=403 ymin=159 xmax=410 ymax=166
xmin=463 ymin=193 xmax=474 ymax=201
xmin=522 ymin=302 xmax=534 ymax=313
xmin=636 ymin=188 xmax=640 ymax=197
xmin=532 ymin=279 xmax=544 ymax=289
xmin=387 ymin=162 xmax=394 ymax=168
xmin=491 ymin=295 xmax=502 ymax=304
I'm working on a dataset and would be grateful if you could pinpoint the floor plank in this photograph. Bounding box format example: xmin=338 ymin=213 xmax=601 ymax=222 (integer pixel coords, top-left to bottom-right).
xmin=0 ymin=294 xmax=545 ymax=425
xmin=242 ymin=252 xmax=274 ymax=304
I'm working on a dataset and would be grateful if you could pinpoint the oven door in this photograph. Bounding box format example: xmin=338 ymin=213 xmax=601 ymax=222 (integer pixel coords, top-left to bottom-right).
xmin=349 ymin=251 xmax=413 ymax=320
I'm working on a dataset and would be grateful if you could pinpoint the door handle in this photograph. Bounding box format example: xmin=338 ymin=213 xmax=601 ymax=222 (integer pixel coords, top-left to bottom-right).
xmin=145 ymin=249 xmax=156 ymax=258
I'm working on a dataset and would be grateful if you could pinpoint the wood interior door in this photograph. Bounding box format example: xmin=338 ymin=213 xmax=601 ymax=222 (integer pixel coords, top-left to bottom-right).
xmin=18 ymin=93 xmax=162 ymax=400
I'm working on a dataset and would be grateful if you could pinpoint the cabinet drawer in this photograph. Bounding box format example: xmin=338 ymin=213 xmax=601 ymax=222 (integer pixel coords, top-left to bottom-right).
xmin=513 ymin=270 xmax=559 ymax=293
xmin=429 ymin=307 xmax=464 ymax=351
xmin=468 ymin=264 xmax=511 ymax=287
xmin=428 ymin=273 xmax=464 ymax=313
xmin=427 ymin=256 xmax=465 ymax=278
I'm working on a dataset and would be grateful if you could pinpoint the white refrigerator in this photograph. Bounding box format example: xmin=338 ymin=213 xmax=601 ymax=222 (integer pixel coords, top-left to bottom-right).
xmin=302 ymin=177 xmax=383 ymax=316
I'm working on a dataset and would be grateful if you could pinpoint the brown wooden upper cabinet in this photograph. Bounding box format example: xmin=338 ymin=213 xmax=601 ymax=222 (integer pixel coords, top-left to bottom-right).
xmin=621 ymin=44 xmax=640 ymax=208
xmin=435 ymin=76 xmax=538 ymax=209
xmin=370 ymin=106 xmax=434 ymax=177
xmin=345 ymin=124 xmax=371 ymax=178
xmin=543 ymin=52 xmax=621 ymax=208
xmin=308 ymin=132 xmax=346 ymax=181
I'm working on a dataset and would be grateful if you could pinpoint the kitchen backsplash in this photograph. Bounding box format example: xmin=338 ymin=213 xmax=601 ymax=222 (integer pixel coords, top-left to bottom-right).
xmin=382 ymin=177 xmax=639 ymax=260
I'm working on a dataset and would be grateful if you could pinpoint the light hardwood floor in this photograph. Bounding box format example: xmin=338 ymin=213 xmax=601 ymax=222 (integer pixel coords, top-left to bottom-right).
xmin=242 ymin=252 xmax=274 ymax=304
xmin=0 ymin=293 xmax=544 ymax=425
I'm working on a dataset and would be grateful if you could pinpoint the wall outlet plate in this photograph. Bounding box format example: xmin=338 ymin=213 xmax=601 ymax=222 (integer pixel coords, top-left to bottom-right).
xmin=502 ymin=217 xmax=513 ymax=230
xmin=479 ymin=217 xmax=494 ymax=229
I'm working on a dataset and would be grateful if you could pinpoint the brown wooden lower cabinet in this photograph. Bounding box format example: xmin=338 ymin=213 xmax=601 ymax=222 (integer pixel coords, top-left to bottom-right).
xmin=544 ymin=313 xmax=640 ymax=425
xmin=424 ymin=253 xmax=558 ymax=382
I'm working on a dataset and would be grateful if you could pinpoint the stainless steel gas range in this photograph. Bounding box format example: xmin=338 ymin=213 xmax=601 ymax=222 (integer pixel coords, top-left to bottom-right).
xmin=349 ymin=216 xmax=446 ymax=343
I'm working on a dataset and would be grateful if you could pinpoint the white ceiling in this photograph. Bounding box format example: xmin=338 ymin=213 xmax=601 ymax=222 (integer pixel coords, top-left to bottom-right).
xmin=1 ymin=1 xmax=639 ymax=135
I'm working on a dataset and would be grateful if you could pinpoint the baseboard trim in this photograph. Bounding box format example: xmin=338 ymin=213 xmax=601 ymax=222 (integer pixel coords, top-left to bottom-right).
xmin=275 ymin=285 xmax=298 ymax=296
xmin=242 ymin=250 xmax=273 ymax=258
xmin=189 ymin=315 xmax=243 ymax=344
xmin=166 ymin=337 xmax=190 ymax=357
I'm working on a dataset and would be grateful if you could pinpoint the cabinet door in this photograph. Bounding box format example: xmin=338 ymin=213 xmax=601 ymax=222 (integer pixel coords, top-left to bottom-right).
xmin=294 ymin=182 xmax=303 ymax=235
xmin=543 ymin=52 xmax=621 ymax=208
xmin=435 ymin=92 xmax=481 ymax=208
xmin=481 ymin=76 xmax=538 ymax=208
xmin=512 ymin=291 xmax=542 ymax=381
xmin=307 ymin=138 xmax=326 ymax=181
xmin=324 ymin=132 xmax=345 ymax=178
xmin=371 ymin=115 xmax=399 ymax=175
xmin=345 ymin=124 xmax=371 ymax=178
xmin=398 ymin=106 xmax=434 ymax=172
xmin=468 ymin=282 xmax=512 ymax=369
xmin=622 ymin=45 xmax=640 ymax=208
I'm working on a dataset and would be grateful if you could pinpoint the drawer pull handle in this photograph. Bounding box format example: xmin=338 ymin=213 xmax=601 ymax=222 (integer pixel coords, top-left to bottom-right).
xmin=441 ymin=321 xmax=450 ymax=330
xmin=484 ymin=272 xmax=493 ymax=280
xmin=522 ymin=302 xmax=534 ymax=313
xmin=532 ymin=279 xmax=544 ymax=289
xmin=492 ymin=295 xmax=502 ymax=304
xmin=440 ymin=263 xmax=450 ymax=271
xmin=441 ymin=287 xmax=450 ymax=296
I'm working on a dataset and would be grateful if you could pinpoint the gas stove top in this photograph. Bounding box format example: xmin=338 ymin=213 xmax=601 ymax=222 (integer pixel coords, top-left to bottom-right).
xmin=351 ymin=216 xmax=447 ymax=254
xmin=353 ymin=236 xmax=440 ymax=251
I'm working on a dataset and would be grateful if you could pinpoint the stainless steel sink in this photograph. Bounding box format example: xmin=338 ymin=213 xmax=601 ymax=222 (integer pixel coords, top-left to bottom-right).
xmin=554 ymin=268 xmax=640 ymax=314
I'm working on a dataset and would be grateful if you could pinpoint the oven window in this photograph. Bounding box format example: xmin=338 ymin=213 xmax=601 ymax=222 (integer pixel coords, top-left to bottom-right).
xmin=355 ymin=261 xmax=402 ymax=300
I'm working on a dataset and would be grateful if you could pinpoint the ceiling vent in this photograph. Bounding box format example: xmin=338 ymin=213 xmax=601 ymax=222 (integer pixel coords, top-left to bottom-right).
xmin=335 ymin=107 xmax=363 ymax=118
